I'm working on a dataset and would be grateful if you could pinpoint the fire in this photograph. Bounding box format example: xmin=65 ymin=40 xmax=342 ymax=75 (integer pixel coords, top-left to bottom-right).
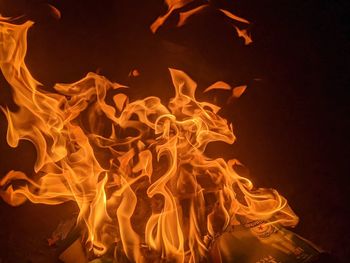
xmin=151 ymin=0 xmax=252 ymax=45
xmin=0 ymin=16 xmax=298 ymax=263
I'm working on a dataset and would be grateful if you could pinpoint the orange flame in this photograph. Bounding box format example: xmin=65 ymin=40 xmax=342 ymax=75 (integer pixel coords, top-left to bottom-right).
xmin=151 ymin=1 xmax=252 ymax=45
xmin=0 ymin=18 xmax=297 ymax=262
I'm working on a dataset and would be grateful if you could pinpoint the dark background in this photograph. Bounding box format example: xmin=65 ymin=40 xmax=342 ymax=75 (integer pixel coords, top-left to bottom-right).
xmin=0 ymin=0 xmax=349 ymax=262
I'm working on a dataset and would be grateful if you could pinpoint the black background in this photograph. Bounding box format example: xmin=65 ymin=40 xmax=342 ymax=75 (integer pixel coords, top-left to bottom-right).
xmin=0 ymin=0 xmax=349 ymax=262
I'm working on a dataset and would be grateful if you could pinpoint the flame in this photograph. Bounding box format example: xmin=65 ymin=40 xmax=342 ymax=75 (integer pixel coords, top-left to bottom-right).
xmin=203 ymin=81 xmax=232 ymax=93
xmin=234 ymin=27 xmax=252 ymax=45
xmin=232 ymin=85 xmax=247 ymax=98
xmin=151 ymin=1 xmax=252 ymax=45
xmin=0 ymin=18 xmax=298 ymax=262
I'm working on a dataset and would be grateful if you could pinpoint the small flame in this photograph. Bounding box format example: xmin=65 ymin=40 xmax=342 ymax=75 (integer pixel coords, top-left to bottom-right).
xmin=234 ymin=27 xmax=253 ymax=45
xmin=0 ymin=17 xmax=297 ymax=262
xmin=178 ymin=4 xmax=209 ymax=27
xmin=151 ymin=1 xmax=252 ymax=45
xmin=232 ymin=85 xmax=247 ymax=98
xmin=203 ymin=81 xmax=232 ymax=93
xmin=47 ymin=4 xmax=61 ymax=20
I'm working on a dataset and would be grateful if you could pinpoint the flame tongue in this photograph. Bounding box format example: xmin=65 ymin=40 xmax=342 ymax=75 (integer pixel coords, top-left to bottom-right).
xmin=0 ymin=18 xmax=298 ymax=262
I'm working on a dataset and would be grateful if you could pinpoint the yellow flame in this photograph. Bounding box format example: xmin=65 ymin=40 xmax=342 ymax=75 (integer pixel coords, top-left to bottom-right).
xmin=0 ymin=18 xmax=298 ymax=262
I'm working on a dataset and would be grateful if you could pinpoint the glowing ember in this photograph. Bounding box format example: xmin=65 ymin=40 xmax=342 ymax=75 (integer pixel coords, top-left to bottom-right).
xmin=0 ymin=16 xmax=298 ymax=263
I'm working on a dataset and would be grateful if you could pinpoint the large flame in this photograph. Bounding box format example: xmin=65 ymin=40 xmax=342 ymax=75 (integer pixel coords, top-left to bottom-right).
xmin=0 ymin=17 xmax=298 ymax=262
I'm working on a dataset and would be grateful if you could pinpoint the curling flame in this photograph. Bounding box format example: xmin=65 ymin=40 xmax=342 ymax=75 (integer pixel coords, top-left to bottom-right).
xmin=0 ymin=19 xmax=297 ymax=262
